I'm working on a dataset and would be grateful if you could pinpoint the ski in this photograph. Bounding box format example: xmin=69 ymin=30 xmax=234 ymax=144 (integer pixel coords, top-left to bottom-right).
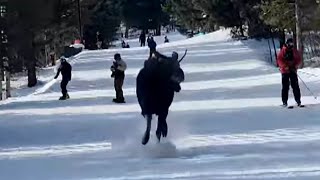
xmin=287 ymin=105 xmax=305 ymax=109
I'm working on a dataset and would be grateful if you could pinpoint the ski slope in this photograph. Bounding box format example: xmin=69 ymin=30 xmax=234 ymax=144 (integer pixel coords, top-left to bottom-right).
xmin=1 ymin=29 xmax=320 ymax=180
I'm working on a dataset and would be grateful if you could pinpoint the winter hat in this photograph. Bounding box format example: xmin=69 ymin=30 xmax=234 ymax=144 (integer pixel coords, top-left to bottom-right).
xmin=114 ymin=53 xmax=121 ymax=60
xmin=172 ymin=51 xmax=178 ymax=61
xmin=60 ymin=56 xmax=67 ymax=62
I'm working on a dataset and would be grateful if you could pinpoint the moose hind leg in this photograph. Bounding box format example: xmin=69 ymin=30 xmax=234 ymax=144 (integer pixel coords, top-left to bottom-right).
xmin=156 ymin=119 xmax=162 ymax=142
xmin=156 ymin=111 xmax=168 ymax=142
xmin=142 ymin=115 xmax=152 ymax=145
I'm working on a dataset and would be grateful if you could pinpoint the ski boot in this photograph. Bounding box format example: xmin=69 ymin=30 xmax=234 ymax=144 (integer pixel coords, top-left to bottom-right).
xmin=59 ymin=96 xmax=67 ymax=100
xmin=59 ymin=93 xmax=70 ymax=100
xmin=112 ymin=98 xmax=126 ymax=103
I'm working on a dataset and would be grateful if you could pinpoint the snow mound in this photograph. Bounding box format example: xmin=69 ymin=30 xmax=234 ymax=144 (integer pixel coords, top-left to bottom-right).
xmin=157 ymin=28 xmax=232 ymax=49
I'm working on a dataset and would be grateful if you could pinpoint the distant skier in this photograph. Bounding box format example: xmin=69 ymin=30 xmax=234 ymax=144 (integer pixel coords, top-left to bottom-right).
xmin=147 ymin=37 xmax=157 ymax=58
xmin=164 ymin=36 xmax=169 ymax=43
xmin=277 ymin=38 xmax=302 ymax=107
xmin=110 ymin=53 xmax=127 ymax=103
xmin=96 ymin=31 xmax=103 ymax=49
xmin=147 ymin=35 xmax=151 ymax=44
xmin=139 ymin=32 xmax=146 ymax=47
xmin=121 ymin=40 xmax=126 ymax=48
xmin=54 ymin=56 xmax=72 ymax=100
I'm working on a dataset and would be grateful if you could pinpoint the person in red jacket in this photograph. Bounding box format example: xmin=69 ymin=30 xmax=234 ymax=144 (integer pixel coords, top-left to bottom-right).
xmin=277 ymin=38 xmax=302 ymax=107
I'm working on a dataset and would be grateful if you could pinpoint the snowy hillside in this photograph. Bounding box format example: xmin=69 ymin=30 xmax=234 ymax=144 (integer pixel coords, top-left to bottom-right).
xmin=1 ymin=29 xmax=320 ymax=180
xmin=113 ymin=31 xmax=187 ymax=48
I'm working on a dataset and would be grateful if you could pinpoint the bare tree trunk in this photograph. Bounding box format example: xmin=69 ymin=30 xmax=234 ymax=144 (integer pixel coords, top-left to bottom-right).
xmin=0 ymin=65 xmax=2 ymax=100
xmin=27 ymin=54 xmax=37 ymax=87
xmin=156 ymin=25 xmax=161 ymax=36
xmin=239 ymin=25 xmax=245 ymax=37
xmin=22 ymin=31 xmax=38 ymax=87
xmin=267 ymin=39 xmax=273 ymax=63
xmin=279 ymin=29 xmax=286 ymax=49
xmin=125 ymin=26 xmax=129 ymax=38
xmin=269 ymin=29 xmax=278 ymax=66
xmin=5 ymin=70 xmax=10 ymax=98
xmin=296 ymin=0 xmax=304 ymax=68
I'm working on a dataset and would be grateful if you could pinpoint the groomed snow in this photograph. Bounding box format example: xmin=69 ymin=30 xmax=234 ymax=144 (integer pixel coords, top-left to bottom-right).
xmin=1 ymin=29 xmax=320 ymax=180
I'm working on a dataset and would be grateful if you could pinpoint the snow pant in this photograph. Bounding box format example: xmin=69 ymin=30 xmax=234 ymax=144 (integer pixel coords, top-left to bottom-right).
xmin=140 ymin=42 xmax=145 ymax=47
xmin=61 ymin=79 xmax=69 ymax=97
xmin=149 ymin=48 xmax=156 ymax=58
xmin=114 ymin=77 xmax=124 ymax=101
xmin=282 ymin=72 xmax=301 ymax=104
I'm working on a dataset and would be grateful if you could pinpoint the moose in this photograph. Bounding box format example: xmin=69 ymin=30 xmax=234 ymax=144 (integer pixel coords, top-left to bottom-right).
xmin=136 ymin=50 xmax=187 ymax=145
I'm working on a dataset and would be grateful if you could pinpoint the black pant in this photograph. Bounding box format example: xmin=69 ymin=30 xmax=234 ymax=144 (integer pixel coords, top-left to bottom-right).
xmin=149 ymin=48 xmax=156 ymax=58
xmin=61 ymin=79 xmax=69 ymax=97
xmin=282 ymin=72 xmax=301 ymax=104
xmin=140 ymin=42 xmax=145 ymax=47
xmin=114 ymin=77 xmax=124 ymax=100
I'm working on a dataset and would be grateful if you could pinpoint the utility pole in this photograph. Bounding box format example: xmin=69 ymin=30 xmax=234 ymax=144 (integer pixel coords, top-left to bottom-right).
xmin=295 ymin=0 xmax=303 ymax=67
xmin=77 ymin=0 xmax=82 ymax=43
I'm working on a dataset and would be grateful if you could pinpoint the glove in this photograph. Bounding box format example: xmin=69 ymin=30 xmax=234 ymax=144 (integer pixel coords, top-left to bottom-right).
xmin=289 ymin=67 xmax=297 ymax=72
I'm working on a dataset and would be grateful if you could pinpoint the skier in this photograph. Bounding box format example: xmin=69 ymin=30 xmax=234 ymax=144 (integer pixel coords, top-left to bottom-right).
xmin=164 ymin=36 xmax=169 ymax=43
xmin=139 ymin=31 xmax=146 ymax=47
xmin=121 ymin=40 xmax=126 ymax=48
xmin=277 ymin=38 xmax=302 ymax=107
xmin=96 ymin=31 xmax=103 ymax=49
xmin=147 ymin=35 xmax=151 ymax=44
xmin=147 ymin=37 xmax=157 ymax=58
xmin=110 ymin=53 xmax=127 ymax=103
xmin=137 ymin=51 xmax=185 ymax=145
xmin=54 ymin=56 xmax=72 ymax=100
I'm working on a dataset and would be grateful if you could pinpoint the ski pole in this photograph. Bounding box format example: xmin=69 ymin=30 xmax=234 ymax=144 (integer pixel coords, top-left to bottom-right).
xmin=297 ymin=73 xmax=318 ymax=100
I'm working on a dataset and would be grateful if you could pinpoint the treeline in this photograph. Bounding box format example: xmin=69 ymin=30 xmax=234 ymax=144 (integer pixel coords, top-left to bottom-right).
xmin=6 ymin=0 xmax=170 ymax=87
xmin=8 ymin=0 xmax=112 ymax=87
xmin=7 ymin=0 xmax=320 ymax=87
xmin=165 ymin=0 xmax=320 ymax=41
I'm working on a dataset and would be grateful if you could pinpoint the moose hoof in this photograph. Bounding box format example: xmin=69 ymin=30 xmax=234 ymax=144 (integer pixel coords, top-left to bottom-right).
xmin=142 ymin=131 xmax=150 ymax=145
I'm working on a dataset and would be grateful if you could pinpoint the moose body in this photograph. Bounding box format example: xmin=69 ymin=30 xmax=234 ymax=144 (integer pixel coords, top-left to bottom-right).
xmin=136 ymin=51 xmax=185 ymax=145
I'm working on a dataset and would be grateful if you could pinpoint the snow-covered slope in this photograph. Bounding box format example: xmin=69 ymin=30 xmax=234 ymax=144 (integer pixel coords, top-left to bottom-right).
xmin=1 ymin=29 xmax=320 ymax=180
xmin=113 ymin=31 xmax=187 ymax=48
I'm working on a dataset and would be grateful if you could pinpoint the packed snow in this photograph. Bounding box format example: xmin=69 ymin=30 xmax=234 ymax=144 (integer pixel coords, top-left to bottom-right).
xmin=1 ymin=29 xmax=320 ymax=180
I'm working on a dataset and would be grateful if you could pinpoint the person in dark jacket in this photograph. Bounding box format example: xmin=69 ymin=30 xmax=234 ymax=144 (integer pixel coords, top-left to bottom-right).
xmin=164 ymin=36 xmax=169 ymax=43
xmin=121 ymin=40 xmax=126 ymax=48
xmin=277 ymin=38 xmax=302 ymax=107
xmin=110 ymin=53 xmax=127 ymax=103
xmin=54 ymin=56 xmax=72 ymax=100
xmin=139 ymin=32 xmax=146 ymax=47
xmin=147 ymin=37 xmax=157 ymax=58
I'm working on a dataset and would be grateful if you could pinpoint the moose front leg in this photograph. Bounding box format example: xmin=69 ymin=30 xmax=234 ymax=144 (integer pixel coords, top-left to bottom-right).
xmin=142 ymin=114 xmax=152 ymax=145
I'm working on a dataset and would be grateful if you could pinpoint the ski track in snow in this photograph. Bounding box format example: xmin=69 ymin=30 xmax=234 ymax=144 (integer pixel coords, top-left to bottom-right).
xmin=1 ymin=29 xmax=320 ymax=179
